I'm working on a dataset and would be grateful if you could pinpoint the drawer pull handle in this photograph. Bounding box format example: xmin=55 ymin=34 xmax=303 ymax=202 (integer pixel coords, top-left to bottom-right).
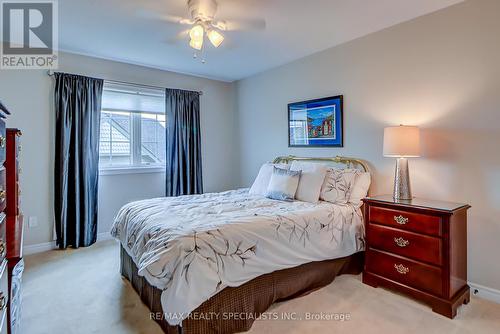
xmin=394 ymin=264 xmax=410 ymax=275
xmin=0 ymin=240 xmax=4 ymax=258
xmin=0 ymin=136 xmax=5 ymax=148
xmin=394 ymin=215 xmax=409 ymax=225
xmin=394 ymin=237 xmax=410 ymax=247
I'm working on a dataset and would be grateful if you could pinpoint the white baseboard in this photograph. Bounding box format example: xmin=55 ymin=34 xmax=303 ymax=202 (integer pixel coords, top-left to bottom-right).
xmin=24 ymin=232 xmax=113 ymax=255
xmin=469 ymin=282 xmax=500 ymax=304
xmin=24 ymin=241 xmax=56 ymax=255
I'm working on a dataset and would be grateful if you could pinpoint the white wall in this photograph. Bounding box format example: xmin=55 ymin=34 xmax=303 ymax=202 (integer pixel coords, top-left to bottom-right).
xmin=236 ymin=0 xmax=500 ymax=290
xmin=0 ymin=52 xmax=238 ymax=246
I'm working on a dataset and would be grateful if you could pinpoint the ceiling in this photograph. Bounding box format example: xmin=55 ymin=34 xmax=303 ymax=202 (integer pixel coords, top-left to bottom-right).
xmin=58 ymin=0 xmax=463 ymax=82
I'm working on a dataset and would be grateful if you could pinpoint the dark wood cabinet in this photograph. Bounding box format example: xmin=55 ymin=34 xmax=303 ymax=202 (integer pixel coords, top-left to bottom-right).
xmin=362 ymin=195 xmax=470 ymax=319
xmin=0 ymin=109 xmax=8 ymax=334
xmin=4 ymin=130 xmax=20 ymax=218
xmin=5 ymin=128 xmax=23 ymax=334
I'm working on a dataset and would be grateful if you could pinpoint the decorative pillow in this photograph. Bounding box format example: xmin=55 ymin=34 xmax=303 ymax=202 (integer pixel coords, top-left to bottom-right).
xmin=349 ymin=172 xmax=371 ymax=206
xmin=320 ymin=168 xmax=359 ymax=204
xmin=290 ymin=161 xmax=328 ymax=203
xmin=266 ymin=167 xmax=301 ymax=201
xmin=249 ymin=163 xmax=290 ymax=195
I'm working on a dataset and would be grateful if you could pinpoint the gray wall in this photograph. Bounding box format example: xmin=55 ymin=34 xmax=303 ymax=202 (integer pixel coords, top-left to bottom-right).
xmin=0 ymin=52 xmax=238 ymax=246
xmin=236 ymin=0 xmax=500 ymax=290
xmin=0 ymin=0 xmax=497 ymax=293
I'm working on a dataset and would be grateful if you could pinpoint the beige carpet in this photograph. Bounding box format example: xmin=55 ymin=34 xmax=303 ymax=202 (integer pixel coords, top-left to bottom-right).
xmin=21 ymin=240 xmax=500 ymax=334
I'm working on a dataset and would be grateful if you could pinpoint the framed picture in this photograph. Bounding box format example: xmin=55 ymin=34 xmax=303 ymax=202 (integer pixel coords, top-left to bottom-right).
xmin=288 ymin=95 xmax=343 ymax=147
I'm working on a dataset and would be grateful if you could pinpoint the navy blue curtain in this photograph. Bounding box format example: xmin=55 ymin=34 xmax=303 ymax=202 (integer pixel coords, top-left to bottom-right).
xmin=165 ymin=88 xmax=203 ymax=196
xmin=54 ymin=72 xmax=103 ymax=249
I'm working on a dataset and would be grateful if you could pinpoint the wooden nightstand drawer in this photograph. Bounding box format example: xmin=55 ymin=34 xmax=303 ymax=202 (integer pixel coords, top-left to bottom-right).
xmin=366 ymin=249 xmax=443 ymax=296
xmin=369 ymin=206 xmax=441 ymax=236
xmin=367 ymin=223 xmax=442 ymax=266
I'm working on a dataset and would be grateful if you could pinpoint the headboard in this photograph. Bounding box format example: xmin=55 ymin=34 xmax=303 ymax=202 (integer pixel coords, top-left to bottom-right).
xmin=273 ymin=155 xmax=369 ymax=173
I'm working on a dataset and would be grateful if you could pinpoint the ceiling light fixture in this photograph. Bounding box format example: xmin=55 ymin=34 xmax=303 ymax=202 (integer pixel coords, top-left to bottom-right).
xmin=207 ymin=29 xmax=224 ymax=48
xmin=188 ymin=23 xmax=224 ymax=51
xmin=147 ymin=0 xmax=266 ymax=57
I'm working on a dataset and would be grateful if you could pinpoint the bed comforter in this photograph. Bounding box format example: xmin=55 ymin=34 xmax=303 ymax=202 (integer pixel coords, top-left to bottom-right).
xmin=111 ymin=189 xmax=365 ymax=325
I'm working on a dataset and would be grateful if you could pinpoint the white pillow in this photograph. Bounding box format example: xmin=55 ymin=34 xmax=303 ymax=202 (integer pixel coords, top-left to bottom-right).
xmin=266 ymin=167 xmax=301 ymax=201
xmin=320 ymin=168 xmax=359 ymax=204
xmin=249 ymin=163 xmax=290 ymax=195
xmin=290 ymin=161 xmax=328 ymax=203
xmin=349 ymin=172 xmax=371 ymax=206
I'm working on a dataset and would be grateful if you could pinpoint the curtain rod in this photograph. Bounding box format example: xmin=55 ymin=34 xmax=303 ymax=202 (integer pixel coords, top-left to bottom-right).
xmin=47 ymin=70 xmax=203 ymax=95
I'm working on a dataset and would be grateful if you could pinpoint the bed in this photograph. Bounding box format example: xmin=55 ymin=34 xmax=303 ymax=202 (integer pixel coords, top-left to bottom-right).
xmin=112 ymin=156 xmax=369 ymax=333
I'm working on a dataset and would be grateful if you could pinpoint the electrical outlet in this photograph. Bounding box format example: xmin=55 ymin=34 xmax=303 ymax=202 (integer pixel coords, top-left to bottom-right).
xmin=28 ymin=216 xmax=38 ymax=228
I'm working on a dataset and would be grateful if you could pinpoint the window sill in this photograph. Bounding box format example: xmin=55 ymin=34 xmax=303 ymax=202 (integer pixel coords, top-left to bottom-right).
xmin=99 ymin=166 xmax=165 ymax=175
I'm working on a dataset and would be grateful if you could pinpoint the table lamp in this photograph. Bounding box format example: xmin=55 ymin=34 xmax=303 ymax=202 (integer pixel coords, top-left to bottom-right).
xmin=383 ymin=125 xmax=421 ymax=200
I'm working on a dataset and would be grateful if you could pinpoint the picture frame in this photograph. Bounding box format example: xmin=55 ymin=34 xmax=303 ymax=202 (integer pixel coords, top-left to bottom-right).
xmin=288 ymin=95 xmax=343 ymax=147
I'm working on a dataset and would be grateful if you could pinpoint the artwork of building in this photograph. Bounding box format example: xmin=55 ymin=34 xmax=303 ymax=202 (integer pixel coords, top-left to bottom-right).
xmin=308 ymin=115 xmax=334 ymax=138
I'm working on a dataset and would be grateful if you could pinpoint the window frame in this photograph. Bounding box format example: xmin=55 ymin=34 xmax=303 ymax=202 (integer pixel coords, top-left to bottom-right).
xmin=98 ymin=83 xmax=166 ymax=174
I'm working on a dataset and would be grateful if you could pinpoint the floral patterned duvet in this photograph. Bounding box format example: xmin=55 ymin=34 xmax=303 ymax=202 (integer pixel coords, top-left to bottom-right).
xmin=111 ymin=189 xmax=365 ymax=325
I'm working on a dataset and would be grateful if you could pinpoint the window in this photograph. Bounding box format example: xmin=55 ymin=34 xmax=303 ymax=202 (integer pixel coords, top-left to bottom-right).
xmin=99 ymin=82 xmax=166 ymax=171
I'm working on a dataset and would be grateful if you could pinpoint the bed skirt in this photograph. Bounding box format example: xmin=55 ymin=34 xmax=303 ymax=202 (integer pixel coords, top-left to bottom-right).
xmin=120 ymin=246 xmax=364 ymax=334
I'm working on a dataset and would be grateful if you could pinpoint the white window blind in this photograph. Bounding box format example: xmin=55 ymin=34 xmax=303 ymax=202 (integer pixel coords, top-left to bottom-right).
xmin=101 ymin=82 xmax=165 ymax=114
xmin=99 ymin=82 xmax=166 ymax=170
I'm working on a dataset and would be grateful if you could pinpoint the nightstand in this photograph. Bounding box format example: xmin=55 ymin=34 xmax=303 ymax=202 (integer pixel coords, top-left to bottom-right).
xmin=362 ymin=195 xmax=470 ymax=318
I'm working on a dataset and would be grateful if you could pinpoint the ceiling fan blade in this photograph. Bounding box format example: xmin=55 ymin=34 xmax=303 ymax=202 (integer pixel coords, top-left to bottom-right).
xmin=138 ymin=10 xmax=194 ymax=25
xmin=213 ymin=19 xmax=266 ymax=31
xmin=176 ymin=29 xmax=191 ymax=39
xmin=159 ymin=14 xmax=195 ymax=25
xmin=166 ymin=29 xmax=191 ymax=45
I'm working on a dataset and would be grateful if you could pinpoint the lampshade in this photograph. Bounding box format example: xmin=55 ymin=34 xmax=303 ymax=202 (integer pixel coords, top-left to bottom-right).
xmin=189 ymin=25 xmax=204 ymax=40
xmin=189 ymin=37 xmax=203 ymax=50
xmin=207 ymin=29 xmax=224 ymax=47
xmin=383 ymin=125 xmax=421 ymax=157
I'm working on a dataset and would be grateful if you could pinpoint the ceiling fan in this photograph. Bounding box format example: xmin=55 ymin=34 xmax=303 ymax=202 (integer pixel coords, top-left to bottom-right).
xmin=151 ymin=0 xmax=266 ymax=55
